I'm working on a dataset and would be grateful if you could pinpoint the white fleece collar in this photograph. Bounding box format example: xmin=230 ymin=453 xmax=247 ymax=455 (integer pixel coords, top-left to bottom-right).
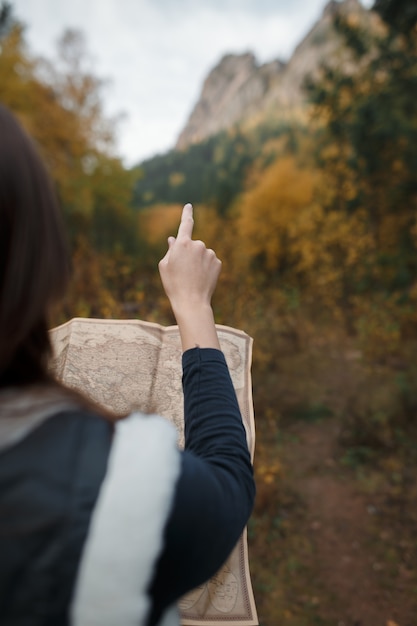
xmin=71 ymin=412 xmax=182 ymax=626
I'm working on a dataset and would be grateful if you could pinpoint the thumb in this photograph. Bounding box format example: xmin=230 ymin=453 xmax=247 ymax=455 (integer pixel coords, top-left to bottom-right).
xmin=159 ymin=236 xmax=176 ymax=266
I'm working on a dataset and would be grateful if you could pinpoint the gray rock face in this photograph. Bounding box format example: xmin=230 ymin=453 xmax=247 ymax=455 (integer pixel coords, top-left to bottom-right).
xmin=176 ymin=53 xmax=284 ymax=149
xmin=176 ymin=0 xmax=367 ymax=150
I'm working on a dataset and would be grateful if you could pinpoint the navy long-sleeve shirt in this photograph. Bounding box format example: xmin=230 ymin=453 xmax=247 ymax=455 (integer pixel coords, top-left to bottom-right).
xmin=148 ymin=348 xmax=255 ymax=624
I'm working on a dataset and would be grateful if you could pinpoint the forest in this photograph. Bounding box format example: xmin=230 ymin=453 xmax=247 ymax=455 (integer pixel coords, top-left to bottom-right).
xmin=1 ymin=0 xmax=416 ymax=623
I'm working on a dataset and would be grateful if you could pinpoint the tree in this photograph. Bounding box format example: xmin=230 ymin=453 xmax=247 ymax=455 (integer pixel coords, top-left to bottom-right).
xmin=307 ymin=3 xmax=417 ymax=300
xmin=373 ymin=0 xmax=417 ymax=35
xmin=0 ymin=8 xmax=145 ymax=317
xmin=0 ymin=1 xmax=12 ymax=36
xmin=236 ymin=157 xmax=316 ymax=276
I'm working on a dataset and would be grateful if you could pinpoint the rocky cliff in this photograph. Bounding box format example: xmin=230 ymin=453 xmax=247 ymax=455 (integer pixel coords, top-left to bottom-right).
xmin=176 ymin=0 xmax=370 ymax=150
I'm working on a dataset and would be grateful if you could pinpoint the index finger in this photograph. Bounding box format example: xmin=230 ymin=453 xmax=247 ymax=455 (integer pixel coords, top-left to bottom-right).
xmin=177 ymin=203 xmax=194 ymax=239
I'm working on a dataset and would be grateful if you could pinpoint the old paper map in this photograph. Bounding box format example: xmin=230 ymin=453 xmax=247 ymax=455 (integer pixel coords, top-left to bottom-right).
xmin=49 ymin=317 xmax=258 ymax=626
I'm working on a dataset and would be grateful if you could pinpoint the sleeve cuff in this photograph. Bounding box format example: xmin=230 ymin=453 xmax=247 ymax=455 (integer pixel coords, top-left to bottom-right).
xmin=182 ymin=347 xmax=226 ymax=369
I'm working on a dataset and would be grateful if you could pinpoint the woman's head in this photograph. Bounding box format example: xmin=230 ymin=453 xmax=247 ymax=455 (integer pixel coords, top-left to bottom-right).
xmin=0 ymin=104 xmax=70 ymax=386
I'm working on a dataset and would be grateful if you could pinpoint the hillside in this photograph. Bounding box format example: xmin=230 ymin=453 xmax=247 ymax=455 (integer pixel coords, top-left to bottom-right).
xmin=132 ymin=121 xmax=300 ymax=211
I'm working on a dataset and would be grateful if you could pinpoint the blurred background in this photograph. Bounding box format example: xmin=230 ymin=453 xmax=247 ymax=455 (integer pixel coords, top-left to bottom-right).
xmin=1 ymin=0 xmax=416 ymax=623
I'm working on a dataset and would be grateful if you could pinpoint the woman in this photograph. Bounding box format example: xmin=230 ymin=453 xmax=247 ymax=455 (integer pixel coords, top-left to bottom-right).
xmin=0 ymin=104 xmax=255 ymax=626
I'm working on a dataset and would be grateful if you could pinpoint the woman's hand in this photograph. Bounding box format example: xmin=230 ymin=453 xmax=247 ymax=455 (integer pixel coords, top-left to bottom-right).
xmin=159 ymin=204 xmax=221 ymax=351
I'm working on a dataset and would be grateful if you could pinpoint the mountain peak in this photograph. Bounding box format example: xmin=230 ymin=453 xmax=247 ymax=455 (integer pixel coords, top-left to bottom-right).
xmin=176 ymin=0 xmax=368 ymax=151
xmin=176 ymin=51 xmax=278 ymax=149
xmin=323 ymin=0 xmax=362 ymax=17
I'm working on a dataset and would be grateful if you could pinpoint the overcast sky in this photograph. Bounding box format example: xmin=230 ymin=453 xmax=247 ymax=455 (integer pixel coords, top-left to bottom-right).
xmin=12 ymin=0 xmax=372 ymax=166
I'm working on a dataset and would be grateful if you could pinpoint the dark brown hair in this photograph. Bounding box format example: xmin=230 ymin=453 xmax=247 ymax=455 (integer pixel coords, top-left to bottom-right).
xmin=0 ymin=104 xmax=70 ymax=387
